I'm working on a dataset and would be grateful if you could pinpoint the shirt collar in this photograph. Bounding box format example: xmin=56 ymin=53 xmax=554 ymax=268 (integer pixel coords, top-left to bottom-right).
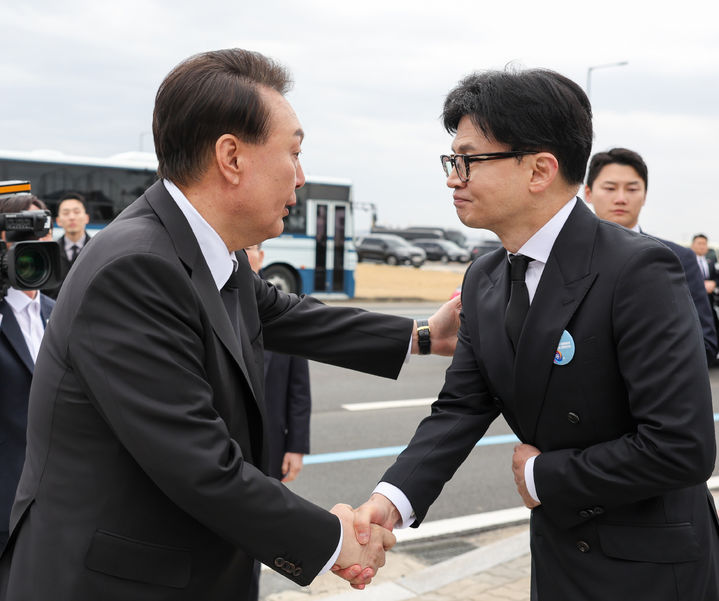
xmin=163 ymin=179 xmax=237 ymax=290
xmin=515 ymin=197 xmax=578 ymax=264
xmin=64 ymin=236 xmax=85 ymax=252
xmin=5 ymin=287 xmax=40 ymax=314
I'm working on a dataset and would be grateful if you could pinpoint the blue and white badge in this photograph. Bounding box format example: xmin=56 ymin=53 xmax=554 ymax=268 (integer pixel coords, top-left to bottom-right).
xmin=553 ymin=330 xmax=575 ymax=366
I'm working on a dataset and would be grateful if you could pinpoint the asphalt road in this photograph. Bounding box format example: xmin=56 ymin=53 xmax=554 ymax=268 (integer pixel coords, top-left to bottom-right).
xmin=285 ymin=301 xmax=719 ymax=522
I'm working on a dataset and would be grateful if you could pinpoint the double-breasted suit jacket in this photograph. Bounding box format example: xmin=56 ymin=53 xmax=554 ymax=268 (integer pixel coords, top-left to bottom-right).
xmin=382 ymin=200 xmax=719 ymax=600
xmin=0 ymin=180 xmax=413 ymax=601
xmin=0 ymin=294 xmax=53 ymax=551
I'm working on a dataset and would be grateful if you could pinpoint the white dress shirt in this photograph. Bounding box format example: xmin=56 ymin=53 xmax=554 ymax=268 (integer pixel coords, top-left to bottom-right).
xmin=4 ymin=287 xmax=45 ymax=363
xmin=162 ymin=180 xmax=342 ymax=572
xmin=63 ymin=236 xmax=87 ymax=262
xmin=376 ymin=197 xmax=579 ymax=525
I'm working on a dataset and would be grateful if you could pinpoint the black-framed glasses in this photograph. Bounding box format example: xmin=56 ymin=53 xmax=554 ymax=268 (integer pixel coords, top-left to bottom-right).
xmin=440 ymin=151 xmax=536 ymax=182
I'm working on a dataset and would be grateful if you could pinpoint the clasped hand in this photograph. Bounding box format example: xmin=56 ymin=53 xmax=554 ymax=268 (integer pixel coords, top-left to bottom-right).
xmin=329 ymin=503 xmax=396 ymax=589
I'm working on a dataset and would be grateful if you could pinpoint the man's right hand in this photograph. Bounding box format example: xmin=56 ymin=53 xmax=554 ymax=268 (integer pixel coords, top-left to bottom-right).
xmin=329 ymin=503 xmax=396 ymax=589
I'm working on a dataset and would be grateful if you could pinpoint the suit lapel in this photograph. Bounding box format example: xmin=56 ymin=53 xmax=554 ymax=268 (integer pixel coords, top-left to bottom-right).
xmin=513 ymin=201 xmax=599 ymax=441
xmin=143 ymin=181 xmax=260 ymax=403
xmin=0 ymin=301 xmax=34 ymax=374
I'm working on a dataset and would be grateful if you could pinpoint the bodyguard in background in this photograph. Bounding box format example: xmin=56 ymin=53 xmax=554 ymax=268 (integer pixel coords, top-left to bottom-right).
xmin=0 ymin=193 xmax=55 ymax=552
xmin=43 ymin=192 xmax=91 ymax=299
xmin=584 ymin=148 xmax=717 ymax=365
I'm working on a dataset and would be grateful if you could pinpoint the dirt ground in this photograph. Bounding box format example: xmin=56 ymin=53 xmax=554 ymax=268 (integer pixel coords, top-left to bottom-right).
xmin=354 ymin=263 xmax=466 ymax=301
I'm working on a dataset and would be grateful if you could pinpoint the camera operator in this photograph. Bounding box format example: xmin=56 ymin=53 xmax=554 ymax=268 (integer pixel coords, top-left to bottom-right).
xmin=0 ymin=193 xmax=55 ymax=552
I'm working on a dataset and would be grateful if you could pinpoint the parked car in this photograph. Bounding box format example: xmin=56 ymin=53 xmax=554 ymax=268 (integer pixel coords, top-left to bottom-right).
xmin=412 ymin=238 xmax=471 ymax=263
xmin=469 ymin=239 xmax=502 ymax=261
xmin=355 ymin=234 xmax=426 ymax=267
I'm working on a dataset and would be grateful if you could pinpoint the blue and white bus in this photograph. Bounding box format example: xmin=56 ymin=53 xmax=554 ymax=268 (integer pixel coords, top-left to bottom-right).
xmin=0 ymin=149 xmax=356 ymax=298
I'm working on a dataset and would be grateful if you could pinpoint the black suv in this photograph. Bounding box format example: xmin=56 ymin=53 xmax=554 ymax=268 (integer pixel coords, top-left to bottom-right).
xmin=355 ymin=234 xmax=426 ymax=267
xmin=412 ymin=239 xmax=471 ymax=263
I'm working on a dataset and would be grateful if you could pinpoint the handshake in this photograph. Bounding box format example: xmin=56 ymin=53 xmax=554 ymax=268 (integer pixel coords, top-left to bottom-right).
xmin=329 ymin=493 xmax=401 ymax=590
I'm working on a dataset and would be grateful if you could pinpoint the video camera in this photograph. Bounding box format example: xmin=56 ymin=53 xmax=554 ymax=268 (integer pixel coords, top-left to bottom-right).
xmin=0 ymin=180 xmax=62 ymax=299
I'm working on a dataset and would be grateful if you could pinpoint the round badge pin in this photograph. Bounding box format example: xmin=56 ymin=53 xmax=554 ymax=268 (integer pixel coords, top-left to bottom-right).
xmin=553 ymin=330 xmax=575 ymax=365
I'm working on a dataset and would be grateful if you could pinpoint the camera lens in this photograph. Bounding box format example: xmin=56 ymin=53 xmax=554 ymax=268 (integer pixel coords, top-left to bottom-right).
xmin=14 ymin=244 xmax=51 ymax=288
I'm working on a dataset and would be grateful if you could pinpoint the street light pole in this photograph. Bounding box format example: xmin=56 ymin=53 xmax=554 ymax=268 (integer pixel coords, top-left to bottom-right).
xmin=586 ymin=61 xmax=628 ymax=99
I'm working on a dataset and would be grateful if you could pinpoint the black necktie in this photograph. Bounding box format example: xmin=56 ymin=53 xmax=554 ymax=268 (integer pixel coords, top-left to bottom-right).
xmin=69 ymin=245 xmax=79 ymax=263
xmin=220 ymin=278 xmax=241 ymax=339
xmin=505 ymin=254 xmax=533 ymax=351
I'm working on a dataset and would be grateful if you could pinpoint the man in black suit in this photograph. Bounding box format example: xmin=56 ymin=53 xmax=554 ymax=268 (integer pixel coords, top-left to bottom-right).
xmin=348 ymin=69 xmax=719 ymax=600
xmin=246 ymin=243 xmax=311 ymax=483
xmin=42 ymin=192 xmax=92 ymax=299
xmin=584 ymin=147 xmax=717 ymax=365
xmin=0 ymin=49 xmax=460 ymax=600
xmin=691 ymin=233 xmax=719 ymax=337
xmin=0 ymin=193 xmax=55 ymax=552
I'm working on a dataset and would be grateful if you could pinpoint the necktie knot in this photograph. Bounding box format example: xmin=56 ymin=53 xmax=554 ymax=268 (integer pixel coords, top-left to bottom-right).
xmin=509 ymin=254 xmax=532 ymax=281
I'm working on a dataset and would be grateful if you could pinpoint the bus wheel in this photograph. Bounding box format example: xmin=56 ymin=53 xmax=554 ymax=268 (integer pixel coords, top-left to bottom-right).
xmin=263 ymin=265 xmax=299 ymax=294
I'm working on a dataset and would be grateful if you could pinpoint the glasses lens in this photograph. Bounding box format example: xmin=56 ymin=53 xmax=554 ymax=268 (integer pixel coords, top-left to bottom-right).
xmin=441 ymin=156 xmax=452 ymax=177
xmin=454 ymin=155 xmax=467 ymax=181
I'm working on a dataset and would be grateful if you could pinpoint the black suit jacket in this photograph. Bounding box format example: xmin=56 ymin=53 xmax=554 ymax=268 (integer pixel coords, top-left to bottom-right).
xmin=0 ymin=294 xmax=53 ymax=551
xmin=0 ymin=181 xmax=413 ymax=600
xmin=263 ymin=350 xmax=311 ymax=480
xmin=651 ymin=236 xmax=717 ymax=364
xmin=382 ymin=201 xmax=719 ymax=600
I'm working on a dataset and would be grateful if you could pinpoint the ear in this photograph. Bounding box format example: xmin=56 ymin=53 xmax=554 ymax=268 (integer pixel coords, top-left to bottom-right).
xmin=584 ymin=184 xmax=592 ymax=204
xmin=215 ymin=134 xmax=244 ymax=185
xmin=527 ymin=152 xmax=559 ymax=193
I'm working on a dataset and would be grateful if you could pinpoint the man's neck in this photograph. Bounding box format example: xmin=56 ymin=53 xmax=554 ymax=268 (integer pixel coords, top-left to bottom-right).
xmin=499 ymin=193 xmax=576 ymax=253
xmin=22 ymin=289 xmax=38 ymax=300
xmin=65 ymin=231 xmax=85 ymax=244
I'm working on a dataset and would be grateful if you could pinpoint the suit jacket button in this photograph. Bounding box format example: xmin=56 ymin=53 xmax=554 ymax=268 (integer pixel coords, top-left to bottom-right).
xmin=576 ymin=540 xmax=590 ymax=553
xmin=274 ymin=557 xmax=284 ymax=568
xmin=578 ymin=509 xmax=590 ymax=518
xmin=294 ymin=567 xmax=303 ymax=577
xmin=567 ymin=412 xmax=580 ymax=424
xmin=593 ymin=506 xmax=604 ymax=515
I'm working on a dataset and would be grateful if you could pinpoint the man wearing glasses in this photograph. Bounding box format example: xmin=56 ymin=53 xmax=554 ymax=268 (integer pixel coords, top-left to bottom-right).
xmin=348 ymin=68 xmax=719 ymax=600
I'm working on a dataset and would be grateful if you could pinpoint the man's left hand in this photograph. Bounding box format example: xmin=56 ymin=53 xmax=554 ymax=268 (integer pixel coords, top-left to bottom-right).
xmin=281 ymin=452 xmax=304 ymax=482
xmin=512 ymin=443 xmax=541 ymax=509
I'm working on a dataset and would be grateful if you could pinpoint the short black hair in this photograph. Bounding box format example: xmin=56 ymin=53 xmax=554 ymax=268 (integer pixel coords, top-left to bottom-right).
xmin=58 ymin=192 xmax=88 ymax=213
xmin=0 ymin=193 xmax=49 ymax=214
xmin=693 ymin=233 xmax=708 ymax=242
xmin=586 ymin=148 xmax=648 ymax=190
xmin=442 ymin=68 xmax=593 ymax=185
xmin=153 ymin=48 xmax=292 ymax=186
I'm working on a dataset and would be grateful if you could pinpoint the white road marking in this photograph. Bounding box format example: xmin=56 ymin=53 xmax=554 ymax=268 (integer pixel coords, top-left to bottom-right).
xmin=341 ymin=398 xmax=435 ymax=411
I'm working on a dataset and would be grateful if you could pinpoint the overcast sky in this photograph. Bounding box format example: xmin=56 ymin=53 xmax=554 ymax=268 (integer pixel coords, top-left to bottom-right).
xmin=2 ymin=0 xmax=717 ymax=244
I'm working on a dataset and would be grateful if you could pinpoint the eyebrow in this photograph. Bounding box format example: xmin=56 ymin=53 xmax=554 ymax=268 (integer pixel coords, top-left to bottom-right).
xmin=601 ymin=179 xmax=642 ymax=186
xmin=295 ymin=128 xmax=305 ymax=142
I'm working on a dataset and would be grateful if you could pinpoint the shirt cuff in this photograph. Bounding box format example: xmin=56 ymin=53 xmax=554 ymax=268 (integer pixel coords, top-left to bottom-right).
xmin=524 ymin=455 xmax=540 ymax=503
xmin=318 ymin=518 xmax=343 ymax=575
xmin=373 ymin=482 xmax=416 ymax=529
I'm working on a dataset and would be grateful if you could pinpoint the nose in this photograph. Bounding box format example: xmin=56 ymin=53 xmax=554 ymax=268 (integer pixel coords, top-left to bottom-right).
xmin=295 ymin=161 xmax=306 ymax=190
xmin=446 ymin=167 xmax=464 ymax=189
